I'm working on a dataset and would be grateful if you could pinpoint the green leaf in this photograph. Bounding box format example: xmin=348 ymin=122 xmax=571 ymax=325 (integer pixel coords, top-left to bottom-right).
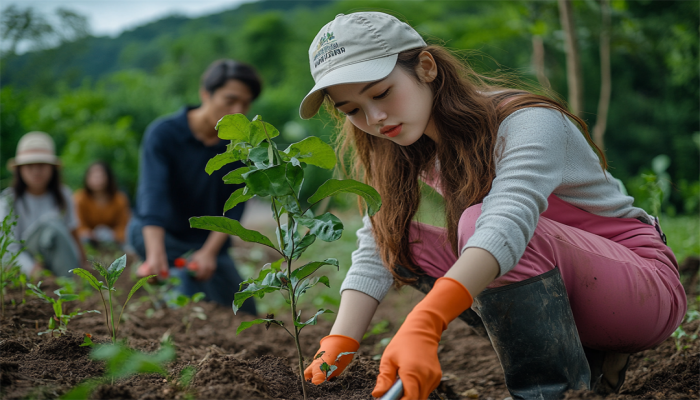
xmin=297 ymin=213 xmax=344 ymax=242
xmin=249 ymin=144 xmax=274 ymax=169
xmin=216 ymin=113 xmax=251 ymax=142
xmin=282 ymin=136 xmax=337 ymax=170
xmin=292 ymin=234 xmax=315 ymax=260
xmin=168 ymin=294 xmax=189 ymax=308
xmin=291 ymin=259 xmax=338 ymax=285
xmin=124 ymin=276 xmax=156 ymax=310
xmin=232 ymin=291 xmax=255 ymax=314
xmin=107 ymin=254 xmax=127 ymax=275
xmin=223 ymin=188 xmax=254 ymax=213
xmin=59 ymin=379 xmax=100 ymax=400
xmin=26 ymin=282 xmax=52 ymax=303
xmin=69 ymin=268 xmax=103 ymax=292
xmin=275 ymin=195 xmax=302 ymax=215
xmin=335 ymin=351 xmax=357 ymax=363
xmin=249 ymin=119 xmax=280 ymax=146
xmin=286 ymin=163 xmax=304 ymax=197
xmin=53 ymin=302 xmax=62 ymax=318
xmin=192 ymin=292 xmax=206 ymax=303
xmin=317 ymin=275 xmax=330 ymax=288
xmin=294 ymin=277 xmax=315 ymax=297
xmin=205 ymin=153 xmax=240 ymax=175
xmin=58 ymin=293 xmax=79 ymax=302
xmin=178 ymin=366 xmax=196 ymax=387
xmin=261 ymin=271 xmax=283 ymax=287
xmin=307 ymin=179 xmax=382 ymax=216
xmin=295 ymin=308 xmax=334 ymax=329
xmin=233 ymin=283 xmax=278 ymax=314
xmin=243 ymin=166 xmax=294 ymax=197
xmin=107 ymin=254 xmax=127 ymax=285
xmin=277 ymin=223 xmax=315 ymax=259
xmin=91 ymin=261 xmax=109 ymax=280
xmin=190 ymin=216 xmax=277 ymax=250
xmin=222 ymin=166 xmax=251 ymax=184
xmin=236 ymin=318 xmax=284 ymax=335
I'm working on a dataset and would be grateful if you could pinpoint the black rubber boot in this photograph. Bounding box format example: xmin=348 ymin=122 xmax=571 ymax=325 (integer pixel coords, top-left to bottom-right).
xmin=395 ymin=265 xmax=487 ymax=337
xmin=474 ymin=268 xmax=591 ymax=399
xmin=584 ymin=347 xmax=630 ymax=394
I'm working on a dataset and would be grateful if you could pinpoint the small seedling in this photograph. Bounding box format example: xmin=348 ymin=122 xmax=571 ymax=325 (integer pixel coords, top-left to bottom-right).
xmin=81 ymin=333 xmax=95 ymax=347
xmin=317 ymin=351 xmax=357 ymax=379
xmin=672 ymin=310 xmax=700 ymax=352
xmin=25 ymin=281 xmax=99 ymax=336
xmin=61 ymin=339 xmax=176 ymax=400
xmin=70 ymin=254 xmax=155 ymax=343
xmin=167 ymin=292 xmax=207 ymax=334
xmin=0 ymin=209 xmax=24 ymax=319
xmin=190 ymin=114 xmax=381 ymax=399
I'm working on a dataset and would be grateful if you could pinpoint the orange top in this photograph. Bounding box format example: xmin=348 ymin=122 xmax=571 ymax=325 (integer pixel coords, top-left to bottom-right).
xmin=73 ymin=189 xmax=131 ymax=242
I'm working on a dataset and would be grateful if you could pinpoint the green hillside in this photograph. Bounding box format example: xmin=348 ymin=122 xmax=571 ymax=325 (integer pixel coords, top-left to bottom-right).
xmin=1 ymin=0 xmax=697 ymax=216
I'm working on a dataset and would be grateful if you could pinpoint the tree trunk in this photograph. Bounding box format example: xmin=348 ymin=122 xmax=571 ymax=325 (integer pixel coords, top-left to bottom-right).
xmin=592 ymin=0 xmax=612 ymax=152
xmin=557 ymin=0 xmax=584 ymax=117
xmin=531 ymin=35 xmax=551 ymax=89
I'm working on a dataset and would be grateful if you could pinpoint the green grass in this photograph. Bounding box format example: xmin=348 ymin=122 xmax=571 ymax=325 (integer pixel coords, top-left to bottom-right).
xmin=661 ymin=214 xmax=700 ymax=262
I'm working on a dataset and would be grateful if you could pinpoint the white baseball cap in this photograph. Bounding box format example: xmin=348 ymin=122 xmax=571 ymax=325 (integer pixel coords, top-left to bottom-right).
xmin=7 ymin=131 xmax=60 ymax=169
xmin=299 ymin=12 xmax=426 ymax=119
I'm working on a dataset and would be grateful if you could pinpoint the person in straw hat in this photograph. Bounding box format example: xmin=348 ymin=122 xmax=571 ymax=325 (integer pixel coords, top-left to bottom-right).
xmin=299 ymin=12 xmax=685 ymax=399
xmin=1 ymin=131 xmax=85 ymax=278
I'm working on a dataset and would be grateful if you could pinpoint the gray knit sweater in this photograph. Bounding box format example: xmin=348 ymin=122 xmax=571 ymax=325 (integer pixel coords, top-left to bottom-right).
xmin=340 ymin=107 xmax=653 ymax=302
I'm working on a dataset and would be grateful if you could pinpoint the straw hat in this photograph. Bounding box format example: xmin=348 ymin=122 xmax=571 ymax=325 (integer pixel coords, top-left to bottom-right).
xmin=7 ymin=132 xmax=61 ymax=170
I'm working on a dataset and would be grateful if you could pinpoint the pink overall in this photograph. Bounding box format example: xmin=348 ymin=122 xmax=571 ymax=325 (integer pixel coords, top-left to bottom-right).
xmin=408 ymin=194 xmax=686 ymax=352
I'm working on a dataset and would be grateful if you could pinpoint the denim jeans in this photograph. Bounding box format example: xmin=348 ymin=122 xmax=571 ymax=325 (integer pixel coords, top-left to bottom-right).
xmin=126 ymin=216 xmax=257 ymax=315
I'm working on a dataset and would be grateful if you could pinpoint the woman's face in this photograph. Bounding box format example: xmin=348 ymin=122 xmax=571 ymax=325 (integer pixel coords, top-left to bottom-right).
xmin=86 ymin=164 xmax=108 ymax=192
xmin=19 ymin=164 xmax=53 ymax=194
xmin=325 ymin=53 xmax=438 ymax=146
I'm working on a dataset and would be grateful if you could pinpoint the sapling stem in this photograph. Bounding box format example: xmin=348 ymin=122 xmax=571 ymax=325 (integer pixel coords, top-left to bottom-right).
xmin=98 ymin=290 xmax=111 ymax=335
xmin=271 ymin=200 xmax=286 ymax=254
xmin=108 ymin=288 xmax=116 ymax=342
xmin=290 ymin=276 xmax=308 ymax=400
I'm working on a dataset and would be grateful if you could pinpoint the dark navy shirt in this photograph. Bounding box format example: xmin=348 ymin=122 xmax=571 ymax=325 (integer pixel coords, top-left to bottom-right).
xmin=134 ymin=106 xmax=245 ymax=245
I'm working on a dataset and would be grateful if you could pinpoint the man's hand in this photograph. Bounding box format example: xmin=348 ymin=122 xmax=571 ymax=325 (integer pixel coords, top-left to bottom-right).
xmin=143 ymin=251 xmax=169 ymax=279
xmin=189 ymin=249 xmax=217 ymax=281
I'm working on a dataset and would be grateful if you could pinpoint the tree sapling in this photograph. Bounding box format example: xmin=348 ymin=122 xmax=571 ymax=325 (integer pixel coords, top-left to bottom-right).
xmin=190 ymin=114 xmax=381 ymax=399
xmin=70 ymin=254 xmax=155 ymax=343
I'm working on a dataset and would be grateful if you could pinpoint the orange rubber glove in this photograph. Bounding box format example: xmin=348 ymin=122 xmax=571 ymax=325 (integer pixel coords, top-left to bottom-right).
xmin=372 ymin=277 xmax=473 ymax=400
xmin=304 ymin=334 xmax=360 ymax=384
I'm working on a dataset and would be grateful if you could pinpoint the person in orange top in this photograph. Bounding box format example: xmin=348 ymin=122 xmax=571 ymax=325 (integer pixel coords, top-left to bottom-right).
xmin=74 ymin=161 xmax=131 ymax=247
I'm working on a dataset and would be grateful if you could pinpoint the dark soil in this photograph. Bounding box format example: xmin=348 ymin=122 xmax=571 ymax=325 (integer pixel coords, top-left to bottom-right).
xmin=1 ymin=258 xmax=698 ymax=400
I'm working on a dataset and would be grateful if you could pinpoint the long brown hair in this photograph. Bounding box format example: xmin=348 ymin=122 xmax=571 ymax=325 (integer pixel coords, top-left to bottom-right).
xmin=83 ymin=161 xmax=118 ymax=199
xmin=330 ymin=45 xmax=606 ymax=286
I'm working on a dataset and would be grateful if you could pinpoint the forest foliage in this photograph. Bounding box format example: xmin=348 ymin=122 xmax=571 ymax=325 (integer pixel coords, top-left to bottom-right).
xmin=1 ymin=0 xmax=698 ymax=215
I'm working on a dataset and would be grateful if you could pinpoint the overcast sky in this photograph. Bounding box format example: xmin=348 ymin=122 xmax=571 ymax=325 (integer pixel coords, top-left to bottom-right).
xmin=5 ymin=0 xmax=255 ymax=37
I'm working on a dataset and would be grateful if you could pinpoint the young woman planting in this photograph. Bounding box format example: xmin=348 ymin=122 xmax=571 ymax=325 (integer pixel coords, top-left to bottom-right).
xmin=1 ymin=132 xmax=86 ymax=278
xmin=299 ymin=12 xmax=686 ymax=399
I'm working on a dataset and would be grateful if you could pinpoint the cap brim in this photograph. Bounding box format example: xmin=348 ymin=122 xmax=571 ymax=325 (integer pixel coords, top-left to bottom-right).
xmin=299 ymin=54 xmax=398 ymax=119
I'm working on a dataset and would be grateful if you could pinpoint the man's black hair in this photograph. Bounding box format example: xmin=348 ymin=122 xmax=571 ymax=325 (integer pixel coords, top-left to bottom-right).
xmin=201 ymin=59 xmax=262 ymax=99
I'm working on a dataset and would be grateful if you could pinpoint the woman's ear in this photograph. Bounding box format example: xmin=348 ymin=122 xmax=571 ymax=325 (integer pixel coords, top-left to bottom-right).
xmin=416 ymin=51 xmax=438 ymax=83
